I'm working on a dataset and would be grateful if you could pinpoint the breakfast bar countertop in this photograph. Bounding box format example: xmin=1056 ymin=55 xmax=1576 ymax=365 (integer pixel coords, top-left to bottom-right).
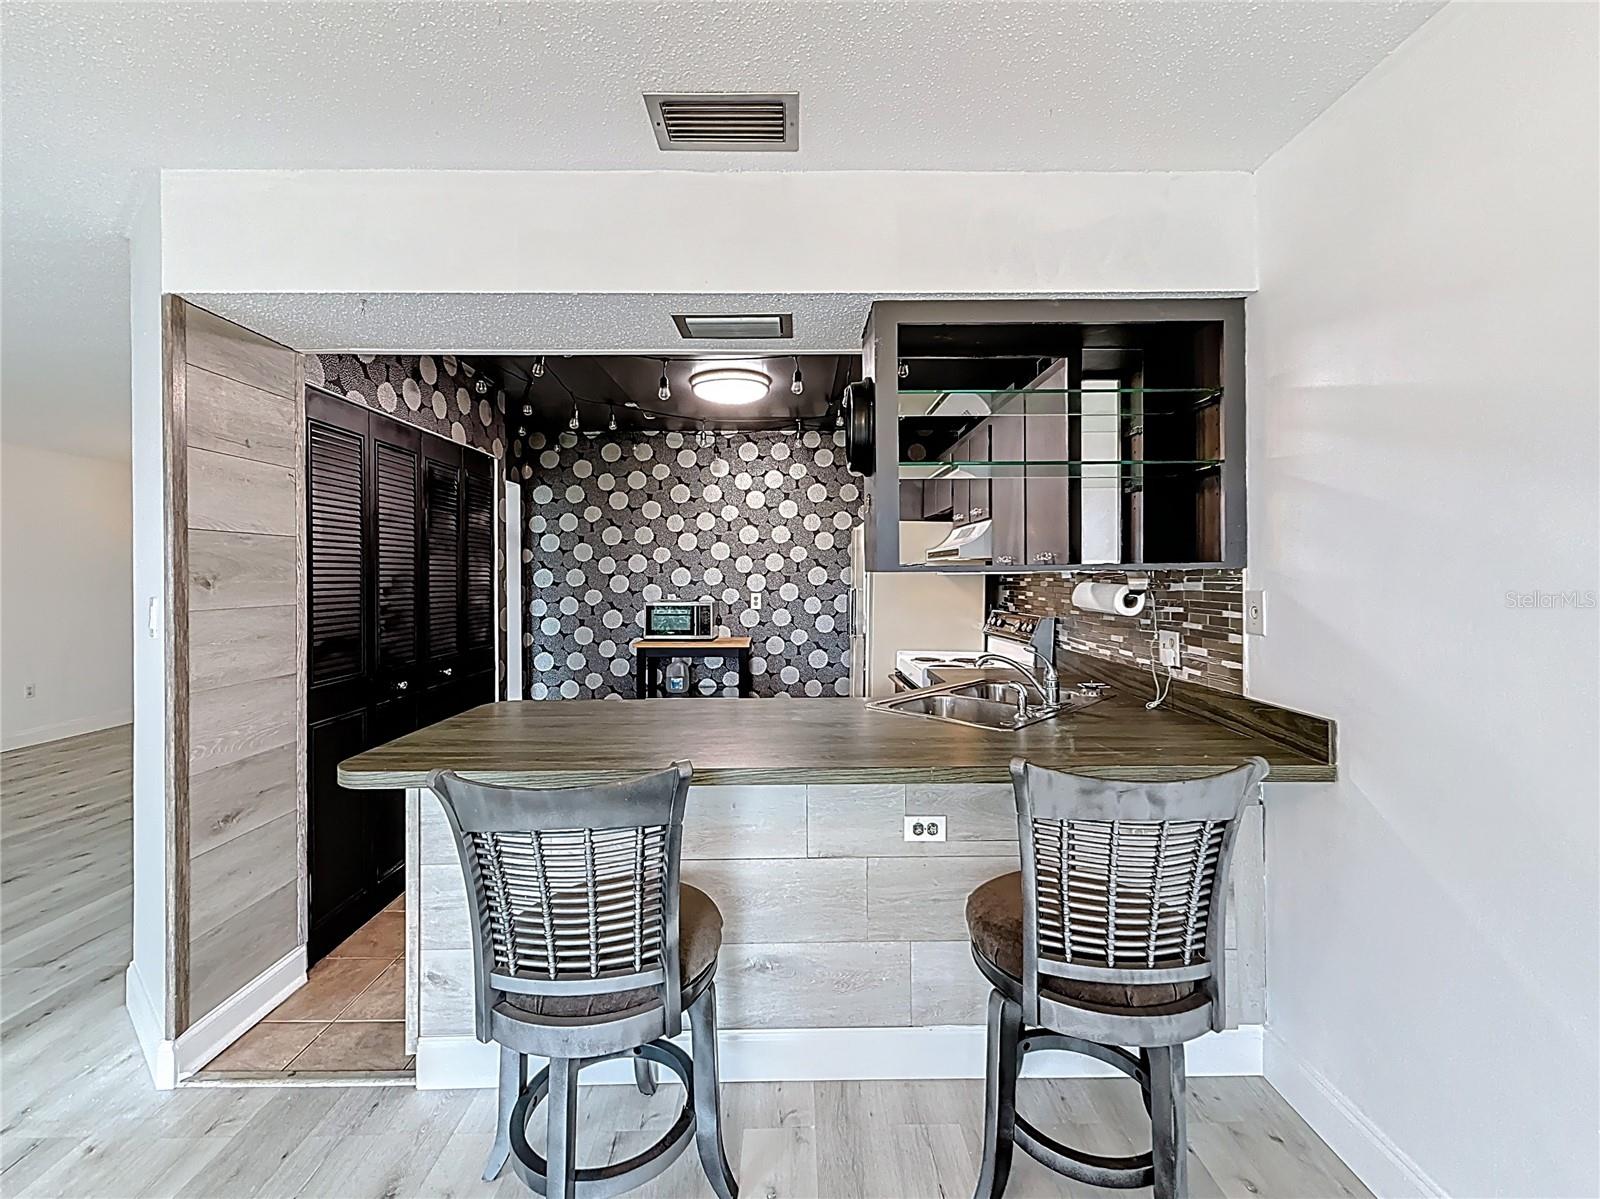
xmin=338 ymin=680 xmax=1337 ymax=789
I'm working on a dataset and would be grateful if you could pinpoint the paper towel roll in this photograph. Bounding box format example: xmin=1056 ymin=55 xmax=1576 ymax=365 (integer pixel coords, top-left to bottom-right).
xmin=1071 ymin=580 xmax=1147 ymax=617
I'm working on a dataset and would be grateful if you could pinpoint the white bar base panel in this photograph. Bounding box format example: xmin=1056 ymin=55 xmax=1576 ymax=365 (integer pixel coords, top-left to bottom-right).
xmin=1264 ymin=1032 xmax=1445 ymax=1199
xmin=417 ymin=1023 xmax=1263 ymax=1092
xmin=125 ymin=947 xmax=308 ymax=1089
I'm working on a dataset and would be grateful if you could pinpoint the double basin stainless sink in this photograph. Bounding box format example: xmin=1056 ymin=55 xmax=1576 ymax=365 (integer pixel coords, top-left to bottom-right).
xmin=869 ymin=678 xmax=1109 ymax=732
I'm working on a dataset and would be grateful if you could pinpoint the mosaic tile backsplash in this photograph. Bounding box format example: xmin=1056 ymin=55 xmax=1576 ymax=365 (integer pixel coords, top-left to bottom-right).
xmin=506 ymin=427 xmax=861 ymax=699
xmin=996 ymin=569 xmax=1245 ymax=693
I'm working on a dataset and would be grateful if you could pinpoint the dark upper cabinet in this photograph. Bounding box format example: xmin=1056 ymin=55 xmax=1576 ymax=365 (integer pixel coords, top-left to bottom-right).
xmin=863 ymin=299 xmax=1244 ymax=572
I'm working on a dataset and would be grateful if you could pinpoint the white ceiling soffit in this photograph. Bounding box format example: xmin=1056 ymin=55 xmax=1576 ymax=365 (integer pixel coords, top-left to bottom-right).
xmin=180 ymin=289 xmax=1255 ymax=359
xmin=183 ymin=292 xmax=880 ymax=356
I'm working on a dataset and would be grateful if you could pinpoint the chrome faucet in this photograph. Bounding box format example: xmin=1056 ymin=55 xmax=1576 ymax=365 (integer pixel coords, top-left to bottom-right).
xmin=972 ymin=652 xmax=1061 ymax=710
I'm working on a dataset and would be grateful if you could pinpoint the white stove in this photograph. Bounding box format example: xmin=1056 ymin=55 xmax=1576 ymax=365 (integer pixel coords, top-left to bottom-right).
xmin=892 ymin=612 xmax=1055 ymax=690
xmin=894 ymin=650 xmax=986 ymax=690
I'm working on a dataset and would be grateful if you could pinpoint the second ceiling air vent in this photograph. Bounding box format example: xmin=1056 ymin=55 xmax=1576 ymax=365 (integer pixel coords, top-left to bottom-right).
xmin=645 ymin=92 xmax=798 ymax=152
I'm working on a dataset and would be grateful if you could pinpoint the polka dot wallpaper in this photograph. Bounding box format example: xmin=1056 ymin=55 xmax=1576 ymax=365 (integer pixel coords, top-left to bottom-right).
xmin=310 ymin=353 xmax=507 ymax=459
xmin=507 ymin=427 xmax=865 ymax=699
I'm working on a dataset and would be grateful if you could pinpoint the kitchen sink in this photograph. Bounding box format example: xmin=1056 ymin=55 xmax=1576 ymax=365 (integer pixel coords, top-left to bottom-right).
xmin=869 ymin=679 xmax=1107 ymax=732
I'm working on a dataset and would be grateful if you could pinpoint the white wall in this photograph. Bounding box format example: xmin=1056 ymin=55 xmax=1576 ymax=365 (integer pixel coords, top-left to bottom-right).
xmin=158 ymin=169 xmax=1256 ymax=297
xmin=1247 ymin=5 xmax=1599 ymax=1197
xmin=0 ymin=441 xmax=133 ymax=749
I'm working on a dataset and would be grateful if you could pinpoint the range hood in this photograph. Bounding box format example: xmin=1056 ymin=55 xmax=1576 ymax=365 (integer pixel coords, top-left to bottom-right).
xmin=926 ymin=518 xmax=992 ymax=563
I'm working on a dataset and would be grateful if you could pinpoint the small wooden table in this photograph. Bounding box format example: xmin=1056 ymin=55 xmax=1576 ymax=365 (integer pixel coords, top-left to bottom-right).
xmin=632 ymin=636 xmax=755 ymax=699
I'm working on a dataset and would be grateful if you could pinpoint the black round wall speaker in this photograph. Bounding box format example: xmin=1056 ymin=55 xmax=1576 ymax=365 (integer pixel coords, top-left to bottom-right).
xmin=843 ymin=379 xmax=876 ymax=476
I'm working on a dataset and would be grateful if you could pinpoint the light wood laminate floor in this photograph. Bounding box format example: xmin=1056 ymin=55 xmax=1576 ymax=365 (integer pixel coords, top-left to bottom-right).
xmin=0 ymin=728 xmax=1370 ymax=1199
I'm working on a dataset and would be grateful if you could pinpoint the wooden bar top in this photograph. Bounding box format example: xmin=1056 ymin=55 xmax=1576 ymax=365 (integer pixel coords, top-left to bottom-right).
xmin=339 ymin=687 xmax=1335 ymax=789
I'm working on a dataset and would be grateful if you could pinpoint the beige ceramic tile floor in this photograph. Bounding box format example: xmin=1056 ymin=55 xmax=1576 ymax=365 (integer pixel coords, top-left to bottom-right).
xmin=201 ymin=894 xmax=411 ymax=1075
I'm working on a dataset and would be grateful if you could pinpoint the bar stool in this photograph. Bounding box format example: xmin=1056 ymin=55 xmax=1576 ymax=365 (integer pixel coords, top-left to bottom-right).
xmin=428 ymin=762 xmax=738 ymax=1199
xmin=965 ymin=756 xmax=1269 ymax=1199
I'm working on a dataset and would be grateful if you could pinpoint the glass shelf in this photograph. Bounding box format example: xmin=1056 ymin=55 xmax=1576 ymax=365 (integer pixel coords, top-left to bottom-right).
xmin=899 ymin=459 xmax=1222 ymax=480
xmin=898 ymin=386 xmax=1221 ymax=418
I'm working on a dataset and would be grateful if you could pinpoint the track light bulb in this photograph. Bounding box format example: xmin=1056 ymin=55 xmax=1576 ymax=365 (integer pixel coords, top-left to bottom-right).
xmin=607 ymin=408 xmax=618 ymax=432
xmin=530 ymin=356 xmax=546 ymax=378
xmin=791 ymin=367 xmax=804 ymax=396
xmin=568 ymin=405 xmax=581 ymax=431
xmin=658 ymin=371 xmax=671 ymax=402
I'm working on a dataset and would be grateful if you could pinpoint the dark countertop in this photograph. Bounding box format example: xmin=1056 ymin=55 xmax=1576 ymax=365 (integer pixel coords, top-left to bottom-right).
xmin=339 ymin=674 xmax=1336 ymax=789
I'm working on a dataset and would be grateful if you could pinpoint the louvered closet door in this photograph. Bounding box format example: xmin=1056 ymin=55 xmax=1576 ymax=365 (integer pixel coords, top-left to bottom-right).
xmin=458 ymin=451 xmax=496 ymax=707
xmin=421 ymin=438 xmax=464 ymax=723
xmin=368 ymin=421 xmax=423 ymax=890
xmin=305 ymin=392 xmax=382 ymax=959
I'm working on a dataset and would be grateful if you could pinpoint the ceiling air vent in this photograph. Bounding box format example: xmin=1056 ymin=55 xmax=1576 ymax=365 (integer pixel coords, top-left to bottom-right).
xmin=645 ymin=92 xmax=798 ymax=152
xmin=673 ymin=313 xmax=794 ymax=340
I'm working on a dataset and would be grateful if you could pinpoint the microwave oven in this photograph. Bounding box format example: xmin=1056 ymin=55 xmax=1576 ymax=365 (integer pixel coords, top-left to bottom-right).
xmin=642 ymin=601 xmax=716 ymax=639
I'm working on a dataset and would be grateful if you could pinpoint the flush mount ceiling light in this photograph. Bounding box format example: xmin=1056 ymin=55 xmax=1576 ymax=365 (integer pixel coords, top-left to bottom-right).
xmin=690 ymin=366 xmax=771 ymax=406
xmin=673 ymin=313 xmax=794 ymax=340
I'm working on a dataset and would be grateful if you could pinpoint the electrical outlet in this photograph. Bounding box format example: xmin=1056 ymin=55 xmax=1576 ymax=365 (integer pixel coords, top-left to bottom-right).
xmin=24 ymin=682 xmax=36 ymax=700
xmin=1244 ymin=590 xmax=1267 ymax=636
xmin=904 ymin=815 xmax=946 ymax=843
xmin=1157 ymin=630 xmax=1182 ymax=668
xmin=749 ymin=591 xmax=762 ymax=611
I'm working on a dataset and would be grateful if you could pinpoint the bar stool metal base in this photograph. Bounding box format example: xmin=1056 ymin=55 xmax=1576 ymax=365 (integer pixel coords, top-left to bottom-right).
xmin=508 ymin=1041 xmax=695 ymax=1199
xmin=974 ymin=990 xmax=1190 ymax=1199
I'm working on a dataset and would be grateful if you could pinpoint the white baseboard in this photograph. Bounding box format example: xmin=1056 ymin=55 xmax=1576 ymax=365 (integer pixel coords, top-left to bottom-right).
xmin=1264 ymin=1031 xmax=1444 ymax=1199
xmin=124 ymin=960 xmax=177 ymax=1089
xmin=125 ymin=948 xmax=307 ymax=1088
xmin=417 ymin=1023 xmax=1263 ymax=1092
xmin=174 ymin=946 xmax=306 ymax=1080
xmin=3 ymin=710 xmax=131 ymax=752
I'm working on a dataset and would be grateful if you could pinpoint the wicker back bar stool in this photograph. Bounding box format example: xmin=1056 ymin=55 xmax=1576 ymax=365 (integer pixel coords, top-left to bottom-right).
xmin=428 ymin=762 xmax=737 ymax=1199
xmin=966 ymin=756 xmax=1270 ymax=1199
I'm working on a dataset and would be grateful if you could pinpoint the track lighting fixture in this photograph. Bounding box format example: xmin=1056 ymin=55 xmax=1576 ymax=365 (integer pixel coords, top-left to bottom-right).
xmin=695 ymin=426 xmax=715 ymax=449
xmin=473 ymin=374 xmax=493 ymax=396
xmin=658 ymin=361 xmax=672 ymax=403
xmin=568 ymin=404 xmax=581 ymax=431
xmin=522 ymin=403 xmax=533 ymax=418
xmin=607 ymin=407 xmax=618 ymax=432
xmin=898 ymin=362 xmax=910 ymax=379
xmin=530 ymin=356 xmax=546 ymax=378
xmin=517 ymin=425 xmax=527 ymax=437
xmin=791 ymin=360 xmax=804 ymax=396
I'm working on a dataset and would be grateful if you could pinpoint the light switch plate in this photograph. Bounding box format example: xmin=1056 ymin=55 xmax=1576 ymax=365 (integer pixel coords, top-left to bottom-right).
xmin=1244 ymin=590 xmax=1267 ymax=636
xmin=904 ymin=816 xmax=946 ymax=843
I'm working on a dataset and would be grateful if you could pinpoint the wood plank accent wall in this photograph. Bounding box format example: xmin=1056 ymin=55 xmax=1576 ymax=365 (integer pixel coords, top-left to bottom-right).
xmin=173 ymin=300 xmax=306 ymax=1031
xmin=416 ymin=782 xmax=1266 ymax=1038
